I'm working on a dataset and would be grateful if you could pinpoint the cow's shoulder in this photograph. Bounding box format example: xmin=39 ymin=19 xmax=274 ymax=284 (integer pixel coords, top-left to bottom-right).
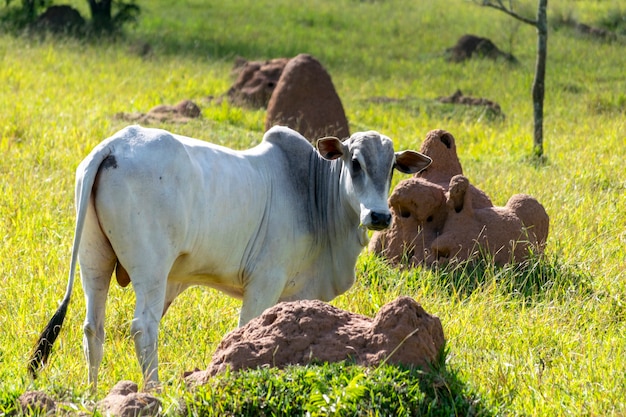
xmin=258 ymin=126 xmax=323 ymax=208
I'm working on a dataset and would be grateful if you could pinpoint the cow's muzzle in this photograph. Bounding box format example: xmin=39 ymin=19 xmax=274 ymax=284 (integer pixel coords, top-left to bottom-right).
xmin=367 ymin=211 xmax=392 ymax=231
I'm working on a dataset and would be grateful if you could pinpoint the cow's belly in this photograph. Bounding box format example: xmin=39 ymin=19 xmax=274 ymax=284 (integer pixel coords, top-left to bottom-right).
xmin=169 ymin=274 xmax=245 ymax=299
xmin=166 ymin=251 xmax=248 ymax=298
xmin=168 ymin=229 xmax=318 ymax=300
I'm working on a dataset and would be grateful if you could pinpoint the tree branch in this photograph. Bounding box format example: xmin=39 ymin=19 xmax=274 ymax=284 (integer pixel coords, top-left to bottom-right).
xmin=481 ymin=0 xmax=537 ymax=26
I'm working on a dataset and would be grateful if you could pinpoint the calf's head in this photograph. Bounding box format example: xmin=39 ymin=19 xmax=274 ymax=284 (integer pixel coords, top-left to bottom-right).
xmin=317 ymin=131 xmax=431 ymax=230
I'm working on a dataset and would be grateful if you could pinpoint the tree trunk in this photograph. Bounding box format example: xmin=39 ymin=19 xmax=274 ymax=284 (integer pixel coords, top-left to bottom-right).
xmin=88 ymin=0 xmax=113 ymax=32
xmin=23 ymin=0 xmax=36 ymax=21
xmin=531 ymin=0 xmax=548 ymax=158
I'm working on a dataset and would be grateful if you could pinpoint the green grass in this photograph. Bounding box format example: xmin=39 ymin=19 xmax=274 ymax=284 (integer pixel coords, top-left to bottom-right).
xmin=1 ymin=0 xmax=625 ymax=415
xmin=181 ymin=357 xmax=483 ymax=417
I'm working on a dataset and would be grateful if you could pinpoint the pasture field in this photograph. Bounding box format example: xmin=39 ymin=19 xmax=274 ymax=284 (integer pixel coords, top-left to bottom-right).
xmin=1 ymin=0 xmax=625 ymax=415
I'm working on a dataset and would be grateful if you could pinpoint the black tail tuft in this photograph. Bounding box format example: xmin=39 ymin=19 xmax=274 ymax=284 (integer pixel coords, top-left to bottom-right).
xmin=28 ymin=297 xmax=70 ymax=379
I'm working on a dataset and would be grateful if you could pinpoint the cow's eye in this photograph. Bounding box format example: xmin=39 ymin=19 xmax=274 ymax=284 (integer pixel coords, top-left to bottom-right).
xmin=352 ymin=159 xmax=362 ymax=174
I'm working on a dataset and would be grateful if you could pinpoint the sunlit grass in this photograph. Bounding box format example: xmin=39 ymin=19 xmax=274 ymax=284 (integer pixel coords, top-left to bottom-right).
xmin=1 ymin=0 xmax=625 ymax=415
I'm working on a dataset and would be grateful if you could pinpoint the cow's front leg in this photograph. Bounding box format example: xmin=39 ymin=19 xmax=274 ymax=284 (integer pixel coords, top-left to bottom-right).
xmin=130 ymin=278 xmax=167 ymax=390
xmin=239 ymin=273 xmax=286 ymax=326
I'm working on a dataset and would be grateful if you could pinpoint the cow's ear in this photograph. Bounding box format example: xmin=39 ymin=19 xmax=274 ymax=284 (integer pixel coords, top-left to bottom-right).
xmin=394 ymin=151 xmax=432 ymax=174
xmin=317 ymin=137 xmax=345 ymax=160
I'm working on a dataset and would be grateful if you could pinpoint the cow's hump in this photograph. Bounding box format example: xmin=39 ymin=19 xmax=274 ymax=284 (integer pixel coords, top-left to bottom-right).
xmin=262 ymin=125 xmax=316 ymax=158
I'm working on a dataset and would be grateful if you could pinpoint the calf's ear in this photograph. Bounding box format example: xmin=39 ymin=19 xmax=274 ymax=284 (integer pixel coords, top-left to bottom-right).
xmin=316 ymin=137 xmax=346 ymax=160
xmin=394 ymin=151 xmax=432 ymax=174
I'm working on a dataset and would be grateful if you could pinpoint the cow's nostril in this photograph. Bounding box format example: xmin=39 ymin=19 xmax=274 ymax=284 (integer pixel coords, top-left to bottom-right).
xmin=370 ymin=212 xmax=392 ymax=230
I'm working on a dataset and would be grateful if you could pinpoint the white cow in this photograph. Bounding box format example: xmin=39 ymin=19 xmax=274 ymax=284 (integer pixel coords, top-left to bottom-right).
xmin=29 ymin=125 xmax=431 ymax=390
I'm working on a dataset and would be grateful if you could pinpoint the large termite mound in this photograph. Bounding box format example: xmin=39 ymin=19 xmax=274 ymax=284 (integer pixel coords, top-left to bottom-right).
xmin=370 ymin=129 xmax=549 ymax=266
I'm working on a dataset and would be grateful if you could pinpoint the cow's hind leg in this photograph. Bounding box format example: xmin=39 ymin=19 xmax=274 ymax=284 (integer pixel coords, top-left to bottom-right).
xmin=129 ymin=270 xmax=168 ymax=389
xmin=79 ymin=206 xmax=116 ymax=392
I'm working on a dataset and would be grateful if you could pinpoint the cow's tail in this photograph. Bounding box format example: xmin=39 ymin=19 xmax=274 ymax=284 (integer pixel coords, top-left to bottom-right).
xmin=28 ymin=143 xmax=114 ymax=379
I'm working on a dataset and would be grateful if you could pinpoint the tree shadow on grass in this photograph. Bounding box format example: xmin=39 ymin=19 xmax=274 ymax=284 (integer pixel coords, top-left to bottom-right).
xmin=130 ymin=31 xmax=301 ymax=62
xmin=360 ymin=250 xmax=593 ymax=305
xmin=182 ymin=347 xmax=495 ymax=416
xmin=429 ymin=253 xmax=594 ymax=302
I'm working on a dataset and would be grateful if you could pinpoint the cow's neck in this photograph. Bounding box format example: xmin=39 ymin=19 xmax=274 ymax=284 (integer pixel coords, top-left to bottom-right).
xmin=307 ymin=153 xmax=361 ymax=245
xmin=296 ymin=152 xmax=364 ymax=299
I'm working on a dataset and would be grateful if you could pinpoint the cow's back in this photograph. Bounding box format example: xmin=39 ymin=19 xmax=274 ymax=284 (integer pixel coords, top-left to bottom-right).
xmin=90 ymin=126 xmax=281 ymax=290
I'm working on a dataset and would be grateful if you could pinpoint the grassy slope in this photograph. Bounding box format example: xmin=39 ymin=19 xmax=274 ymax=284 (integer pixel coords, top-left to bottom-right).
xmin=1 ymin=0 xmax=625 ymax=415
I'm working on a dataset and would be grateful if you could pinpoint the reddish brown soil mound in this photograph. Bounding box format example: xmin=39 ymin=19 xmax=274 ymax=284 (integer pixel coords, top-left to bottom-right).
xmin=265 ymin=53 xmax=350 ymax=141
xmin=114 ymin=99 xmax=201 ymax=124
xmin=370 ymin=129 xmax=549 ymax=266
xmin=227 ymin=57 xmax=291 ymax=108
xmin=186 ymin=296 xmax=444 ymax=386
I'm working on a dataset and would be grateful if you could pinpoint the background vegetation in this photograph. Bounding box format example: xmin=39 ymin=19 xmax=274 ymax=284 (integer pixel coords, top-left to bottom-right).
xmin=0 ymin=0 xmax=624 ymax=415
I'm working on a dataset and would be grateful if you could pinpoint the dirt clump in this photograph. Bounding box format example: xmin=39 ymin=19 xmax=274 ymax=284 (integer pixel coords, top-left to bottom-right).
xmin=114 ymin=99 xmax=201 ymax=124
xmin=18 ymin=391 xmax=56 ymax=415
xmin=437 ymin=89 xmax=504 ymax=118
xmin=226 ymin=57 xmax=291 ymax=108
xmin=96 ymin=380 xmax=161 ymax=417
xmin=445 ymin=34 xmax=517 ymax=63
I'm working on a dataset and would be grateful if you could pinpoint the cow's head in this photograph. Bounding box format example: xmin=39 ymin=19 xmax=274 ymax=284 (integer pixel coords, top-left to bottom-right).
xmin=317 ymin=131 xmax=431 ymax=231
